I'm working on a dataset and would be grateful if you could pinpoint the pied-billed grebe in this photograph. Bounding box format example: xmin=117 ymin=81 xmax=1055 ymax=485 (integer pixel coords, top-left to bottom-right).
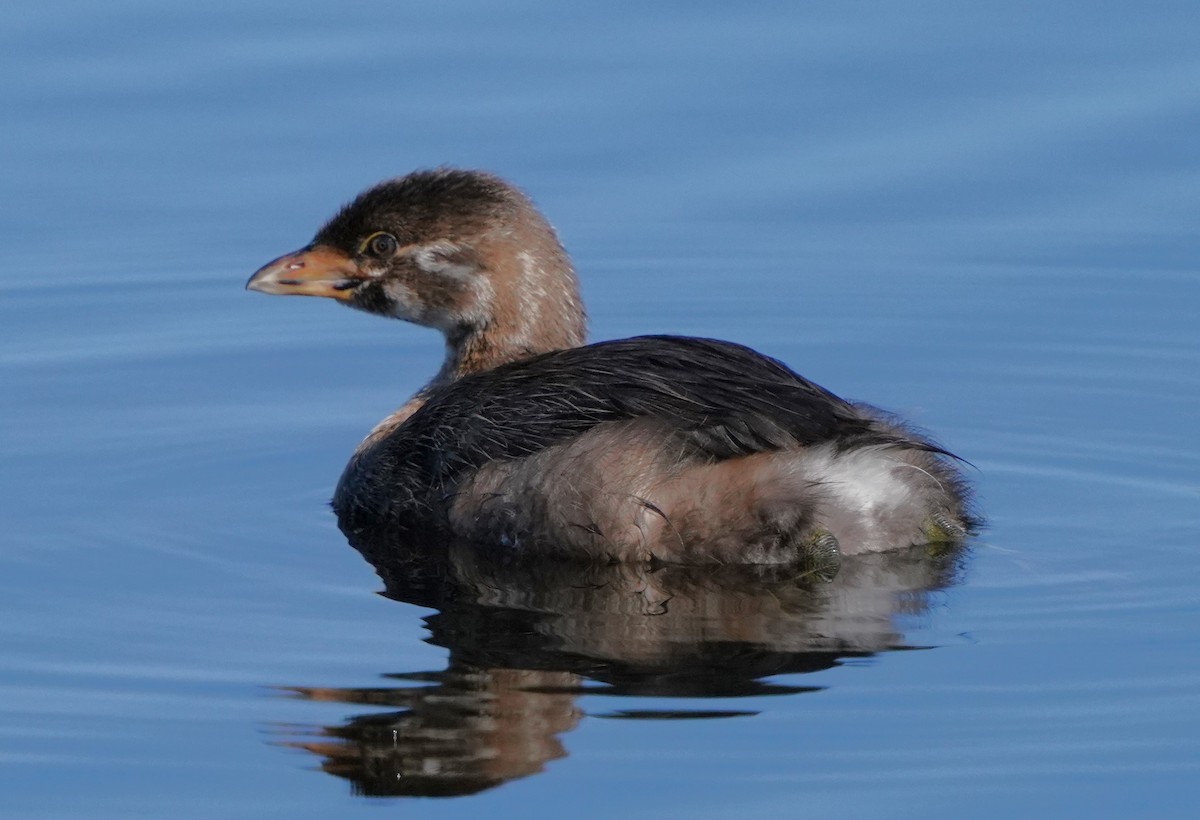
xmin=247 ymin=169 xmax=971 ymax=564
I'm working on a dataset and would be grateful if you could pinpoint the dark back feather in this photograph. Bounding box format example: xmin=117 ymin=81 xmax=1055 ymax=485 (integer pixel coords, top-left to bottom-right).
xmin=366 ymin=336 xmax=915 ymax=497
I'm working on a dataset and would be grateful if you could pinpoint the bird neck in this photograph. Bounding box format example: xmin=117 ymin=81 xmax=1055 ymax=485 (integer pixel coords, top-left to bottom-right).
xmin=435 ymin=236 xmax=587 ymax=384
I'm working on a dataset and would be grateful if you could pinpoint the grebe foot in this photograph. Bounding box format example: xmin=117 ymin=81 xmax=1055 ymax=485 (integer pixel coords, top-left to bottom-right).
xmin=800 ymin=529 xmax=842 ymax=581
xmin=924 ymin=511 xmax=968 ymax=544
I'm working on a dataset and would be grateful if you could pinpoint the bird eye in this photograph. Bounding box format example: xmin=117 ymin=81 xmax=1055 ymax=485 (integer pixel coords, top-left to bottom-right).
xmin=363 ymin=232 xmax=398 ymax=258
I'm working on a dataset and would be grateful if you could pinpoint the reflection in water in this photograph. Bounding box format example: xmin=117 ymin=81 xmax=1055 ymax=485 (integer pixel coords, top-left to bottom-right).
xmin=276 ymin=535 xmax=968 ymax=797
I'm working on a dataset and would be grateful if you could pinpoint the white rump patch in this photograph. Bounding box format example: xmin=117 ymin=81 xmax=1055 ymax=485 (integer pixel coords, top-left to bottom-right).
xmin=796 ymin=444 xmax=943 ymax=552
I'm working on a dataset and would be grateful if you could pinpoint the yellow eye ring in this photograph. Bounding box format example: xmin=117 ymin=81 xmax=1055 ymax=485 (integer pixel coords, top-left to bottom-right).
xmin=360 ymin=232 xmax=398 ymax=258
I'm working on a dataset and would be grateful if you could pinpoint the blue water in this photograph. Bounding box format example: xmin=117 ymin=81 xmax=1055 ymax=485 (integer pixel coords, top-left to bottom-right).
xmin=3 ymin=2 xmax=1199 ymax=817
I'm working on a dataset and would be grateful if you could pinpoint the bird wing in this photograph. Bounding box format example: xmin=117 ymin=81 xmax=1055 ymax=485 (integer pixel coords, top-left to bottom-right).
xmin=390 ymin=336 xmax=900 ymax=486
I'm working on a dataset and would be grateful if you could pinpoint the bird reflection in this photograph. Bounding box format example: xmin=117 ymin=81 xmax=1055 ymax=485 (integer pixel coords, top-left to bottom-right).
xmin=274 ymin=534 xmax=967 ymax=797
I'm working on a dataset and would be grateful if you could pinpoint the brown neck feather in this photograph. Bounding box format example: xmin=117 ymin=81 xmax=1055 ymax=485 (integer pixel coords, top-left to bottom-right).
xmin=437 ymin=222 xmax=587 ymax=384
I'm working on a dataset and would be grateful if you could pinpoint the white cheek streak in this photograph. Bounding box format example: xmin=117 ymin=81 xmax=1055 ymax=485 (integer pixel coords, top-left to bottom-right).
xmin=413 ymin=242 xmax=475 ymax=280
xmin=512 ymin=250 xmax=546 ymax=348
xmin=412 ymin=241 xmax=509 ymax=333
xmin=382 ymin=280 xmax=423 ymax=322
xmin=461 ymin=276 xmax=494 ymax=329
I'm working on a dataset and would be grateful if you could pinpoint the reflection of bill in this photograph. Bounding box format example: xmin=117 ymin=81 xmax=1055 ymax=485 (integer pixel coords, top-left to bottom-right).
xmin=271 ymin=539 xmax=969 ymax=797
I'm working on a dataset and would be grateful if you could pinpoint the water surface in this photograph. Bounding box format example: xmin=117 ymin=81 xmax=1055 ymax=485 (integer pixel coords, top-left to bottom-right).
xmin=3 ymin=2 xmax=1199 ymax=817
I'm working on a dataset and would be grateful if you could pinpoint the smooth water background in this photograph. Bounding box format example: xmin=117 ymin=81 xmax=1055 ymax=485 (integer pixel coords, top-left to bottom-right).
xmin=3 ymin=2 xmax=1199 ymax=817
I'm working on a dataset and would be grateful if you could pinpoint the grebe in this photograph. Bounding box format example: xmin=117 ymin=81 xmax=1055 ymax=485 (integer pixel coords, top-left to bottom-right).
xmin=247 ymin=169 xmax=971 ymax=565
